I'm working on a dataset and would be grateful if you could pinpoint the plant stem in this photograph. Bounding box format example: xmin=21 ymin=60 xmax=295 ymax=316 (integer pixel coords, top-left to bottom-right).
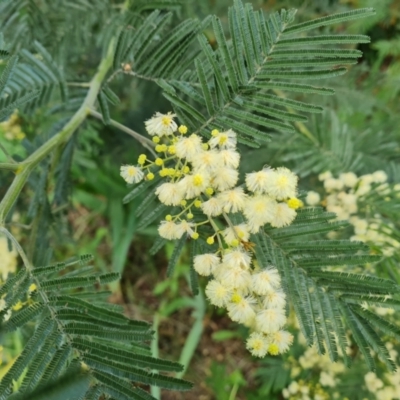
xmin=208 ymin=216 xmax=224 ymax=250
xmin=228 ymin=383 xmax=239 ymax=400
xmin=176 ymin=284 xmax=205 ymax=379
xmin=0 ymin=39 xmax=115 ymax=225
xmin=89 ymin=109 xmax=156 ymax=157
xmin=0 ymin=162 xmax=19 ymax=171
xmin=150 ymin=312 xmax=162 ymax=400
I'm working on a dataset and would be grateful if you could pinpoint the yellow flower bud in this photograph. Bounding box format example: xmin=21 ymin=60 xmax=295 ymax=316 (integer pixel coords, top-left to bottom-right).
xmin=206 ymin=236 xmax=214 ymax=245
xmin=268 ymin=343 xmax=279 ymax=356
xmin=178 ymin=125 xmax=188 ymax=134
xmin=12 ymin=301 xmax=23 ymax=311
xmin=165 ymin=215 xmax=172 ymax=221
xmin=211 ymin=129 xmax=219 ymax=137
xmin=182 ymin=166 xmax=190 ymax=174
xmin=29 ymin=283 xmax=37 ymax=292
xmin=155 ymin=144 xmax=163 ymax=152
xmin=205 ymin=187 xmax=214 ymax=196
xmin=194 ymin=200 xmax=202 ymax=208
xmin=287 ymin=197 xmax=303 ymax=210
xmin=155 ymin=158 xmax=163 ymax=166
xmin=138 ymin=154 xmax=146 ymax=165
xmin=191 ymin=232 xmax=199 ymax=239
xmin=152 ymin=136 xmax=160 ymax=143
xmin=231 ymin=239 xmax=239 ymax=247
xmin=168 ymin=145 xmax=176 ymax=154
xmin=147 ymin=172 xmax=155 ymax=180
xmin=231 ymin=293 xmax=242 ymax=303
xmin=180 ymin=200 xmax=187 ymax=206
xmin=202 ymin=143 xmax=209 ymax=150
xmin=187 ymin=213 xmax=194 ymax=220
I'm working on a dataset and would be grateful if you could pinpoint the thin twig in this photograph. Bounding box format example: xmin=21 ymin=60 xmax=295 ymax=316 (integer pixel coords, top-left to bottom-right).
xmin=89 ymin=109 xmax=157 ymax=157
xmin=5 ymin=221 xmax=32 ymax=230
xmin=0 ymin=162 xmax=19 ymax=171
xmin=0 ymin=227 xmax=32 ymax=269
xmin=106 ymin=68 xmax=123 ymax=84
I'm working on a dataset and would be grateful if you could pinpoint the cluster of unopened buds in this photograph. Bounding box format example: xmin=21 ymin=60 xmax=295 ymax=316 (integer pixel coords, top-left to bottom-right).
xmin=120 ymin=112 xmax=304 ymax=357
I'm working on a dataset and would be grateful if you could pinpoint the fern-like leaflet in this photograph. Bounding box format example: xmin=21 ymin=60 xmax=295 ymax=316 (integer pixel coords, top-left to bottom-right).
xmin=0 ymin=248 xmax=191 ymax=399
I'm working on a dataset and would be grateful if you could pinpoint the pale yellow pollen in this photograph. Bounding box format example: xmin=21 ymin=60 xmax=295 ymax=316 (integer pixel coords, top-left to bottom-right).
xmin=231 ymin=293 xmax=242 ymax=304
xmin=252 ymin=339 xmax=263 ymax=350
xmin=193 ymin=175 xmax=203 ymax=186
xmin=127 ymin=167 xmax=136 ymax=176
xmin=219 ymin=135 xmax=228 ymax=145
xmin=276 ymin=176 xmax=288 ymax=187
xmin=162 ymin=116 xmax=172 ymax=126
xmin=268 ymin=343 xmax=279 ymax=355
xmin=255 ymin=202 xmax=265 ymax=212
xmin=216 ymin=286 xmax=227 ymax=297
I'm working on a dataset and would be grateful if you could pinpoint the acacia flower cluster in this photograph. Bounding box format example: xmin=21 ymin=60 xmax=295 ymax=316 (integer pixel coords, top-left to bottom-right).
xmin=0 ymin=111 xmax=25 ymax=141
xmin=0 ymin=236 xmax=37 ymax=322
xmin=306 ymin=171 xmax=400 ymax=257
xmin=120 ymin=112 xmax=303 ymax=357
xmin=0 ymin=236 xmax=17 ymax=282
xmin=282 ymin=328 xmax=400 ymax=400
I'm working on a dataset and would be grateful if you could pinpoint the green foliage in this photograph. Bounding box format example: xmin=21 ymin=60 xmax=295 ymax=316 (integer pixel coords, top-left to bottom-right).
xmin=1 ymin=0 xmax=400 ymax=398
xmin=3 ymin=41 xmax=67 ymax=113
xmin=252 ymin=207 xmax=399 ymax=369
xmin=0 ymin=55 xmax=39 ymax=120
xmin=0 ymin=252 xmax=191 ymax=399
xmin=158 ymin=2 xmax=374 ymax=146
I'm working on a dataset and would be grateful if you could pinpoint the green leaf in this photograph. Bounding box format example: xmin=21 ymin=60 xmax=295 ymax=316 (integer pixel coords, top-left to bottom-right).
xmin=254 ymin=93 xmax=324 ymax=114
xmin=123 ymin=177 xmax=160 ymax=204
xmin=271 ymin=48 xmax=363 ymax=58
xmin=307 ymin=271 xmax=398 ymax=290
xmin=284 ymin=8 xmax=376 ymax=34
xmin=93 ymin=371 xmax=158 ymax=400
xmin=63 ymin=322 xmax=151 ymax=341
xmin=167 ymin=235 xmax=187 ymax=277
xmin=41 ymin=272 xmax=120 ymax=290
xmin=102 ymin=86 xmax=120 ymax=105
xmin=97 ymin=91 xmax=111 ymax=125
xmin=195 ymin=59 xmax=215 ymax=116
xmin=212 ymin=16 xmax=238 ymax=91
xmin=0 ymin=318 xmax=56 ymax=397
xmin=137 ymin=202 xmax=169 ymax=230
xmin=339 ymin=302 xmax=375 ymax=371
xmin=277 ymin=35 xmax=371 ymax=47
xmin=2 ymin=303 xmax=44 ymax=332
xmin=49 ymin=295 xmax=149 ymax=328
xmin=72 ymin=338 xmax=183 ymax=372
xmin=18 ymin=373 xmax=91 ymax=400
xmin=149 ymin=236 xmax=168 ymax=255
xmin=349 ymin=306 xmax=396 ymax=371
xmin=87 ymin=355 xmax=193 ymax=390
xmin=0 ymin=55 xmax=18 ymax=96
xmin=259 ymin=67 xmax=348 ymax=80
xmin=40 ymin=345 xmax=72 ymax=384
